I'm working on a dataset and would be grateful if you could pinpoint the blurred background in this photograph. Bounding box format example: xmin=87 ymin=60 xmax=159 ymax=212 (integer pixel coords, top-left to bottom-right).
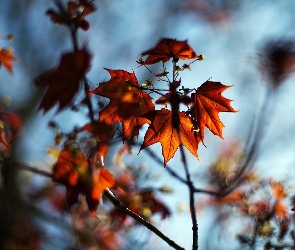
xmin=1 ymin=0 xmax=295 ymax=249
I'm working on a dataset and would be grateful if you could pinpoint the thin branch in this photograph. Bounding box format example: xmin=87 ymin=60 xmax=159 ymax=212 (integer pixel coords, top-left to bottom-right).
xmin=14 ymin=163 xmax=52 ymax=178
xmin=83 ymin=77 xmax=95 ymax=123
xmin=104 ymin=189 xmax=185 ymax=250
xmin=179 ymin=144 xmax=198 ymax=250
xmin=134 ymin=143 xmax=188 ymax=185
xmin=171 ymin=59 xmax=198 ymax=250
xmin=14 ymin=163 xmax=185 ymax=250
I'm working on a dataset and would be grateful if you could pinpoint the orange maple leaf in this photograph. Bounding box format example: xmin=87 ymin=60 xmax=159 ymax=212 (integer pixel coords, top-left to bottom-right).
xmin=191 ymin=81 xmax=237 ymax=142
xmin=139 ymin=108 xmax=200 ymax=166
xmin=53 ymin=147 xmax=115 ymax=216
xmin=86 ymin=167 xmax=115 ymax=216
xmin=35 ymin=48 xmax=91 ymax=113
xmin=274 ymin=201 xmax=289 ymax=222
xmin=0 ymin=48 xmax=17 ymax=73
xmin=141 ymin=38 xmax=202 ymax=65
xmin=92 ymin=69 xmax=154 ymax=139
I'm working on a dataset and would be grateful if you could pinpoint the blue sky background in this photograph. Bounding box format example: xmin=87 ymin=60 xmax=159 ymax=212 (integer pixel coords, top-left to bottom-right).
xmin=1 ymin=1 xmax=295 ymax=249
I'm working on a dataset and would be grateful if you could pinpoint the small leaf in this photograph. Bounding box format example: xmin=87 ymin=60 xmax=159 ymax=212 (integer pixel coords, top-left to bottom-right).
xmin=0 ymin=48 xmax=17 ymax=73
xmin=35 ymin=48 xmax=91 ymax=113
xmin=141 ymin=38 xmax=202 ymax=65
xmin=191 ymin=81 xmax=237 ymax=142
xmin=86 ymin=167 xmax=115 ymax=216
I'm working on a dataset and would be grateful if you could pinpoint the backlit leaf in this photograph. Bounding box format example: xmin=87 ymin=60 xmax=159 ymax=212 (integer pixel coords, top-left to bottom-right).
xmin=92 ymin=69 xmax=154 ymax=139
xmin=191 ymin=81 xmax=237 ymax=142
xmin=139 ymin=108 xmax=200 ymax=166
xmin=0 ymin=48 xmax=17 ymax=73
xmin=141 ymin=38 xmax=202 ymax=65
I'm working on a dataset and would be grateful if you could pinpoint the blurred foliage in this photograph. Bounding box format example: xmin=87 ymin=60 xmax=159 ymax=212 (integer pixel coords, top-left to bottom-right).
xmin=1 ymin=0 xmax=295 ymax=250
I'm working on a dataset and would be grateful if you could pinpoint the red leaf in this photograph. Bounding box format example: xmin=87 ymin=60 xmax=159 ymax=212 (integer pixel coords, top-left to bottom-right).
xmin=141 ymin=38 xmax=202 ymax=65
xmin=35 ymin=48 xmax=91 ymax=112
xmin=0 ymin=48 xmax=17 ymax=73
xmin=92 ymin=69 xmax=154 ymax=139
xmin=53 ymin=147 xmax=115 ymax=216
xmin=86 ymin=167 xmax=115 ymax=216
xmin=139 ymin=108 xmax=200 ymax=166
xmin=191 ymin=81 xmax=237 ymax=142
xmin=91 ymin=69 xmax=139 ymax=99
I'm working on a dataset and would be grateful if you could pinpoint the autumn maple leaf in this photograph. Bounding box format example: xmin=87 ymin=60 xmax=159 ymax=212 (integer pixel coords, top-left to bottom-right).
xmin=86 ymin=167 xmax=115 ymax=216
xmin=139 ymin=108 xmax=200 ymax=166
xmin=35 ymin=48 xmax=91 ymax=113
xmin=0 ymin=48 xmax=17 ymax=73
xmin=191 ymin=81 xmax=237 ymax=142
xmin=92 ymin=69 xmax=154 ymax=139
xmin=53 ymin=147 xmax=115 ymax=216
xmin=141 ymin=38 xmax=203 ymax=65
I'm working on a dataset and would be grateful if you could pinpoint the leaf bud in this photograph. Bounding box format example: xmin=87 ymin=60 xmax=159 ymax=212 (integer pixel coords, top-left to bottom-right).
xmin=180 ymin=86 xmax=190 ymax=95
xmin=177 ymin=202 xmax=186 ymax=212
xmin=54 ymin=130 xmax=63 ymax=145
xmin=192 ymin=126 xmax=200 ymax=133
xmin=142 ymin=79 xmax=153 ymax=88
xmin=198 ymin=54 xmax=205 ymax=60
xmin=182 ymin=64 xmax=191 ymax=70
xmin=142 ymin=207 xmax=152 ymax=217
xmin=174 ymin=65 xmax=181 ymax=72
xmin=136 ymin=58 xmax=145 ymax=65
xmin=159 ymin=185 xmax=173 ymax=193
xmin=48 ymin=121 xmax=58 ymax=128
xmin=67 ymin=132 xmax=77 ymax=141
xmin=7 ymin=34 xmax=14 ymax=41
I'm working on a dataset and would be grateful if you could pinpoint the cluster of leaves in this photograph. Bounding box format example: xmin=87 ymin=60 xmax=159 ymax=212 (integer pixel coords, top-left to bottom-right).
xmin=28 ymin=164 xmax=171 ymax=250
xmin=48 ymin=124 xmax=115 ymax=216
xmin=31 ymin=0 xmax=237 ymax=220
xmin=92 ymin=38 xmax=237 ymax=166
xmin=199 ymin=141 xmax=295 ymax=249
xmin=0 ymin=0 xmax=239 ymax=249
